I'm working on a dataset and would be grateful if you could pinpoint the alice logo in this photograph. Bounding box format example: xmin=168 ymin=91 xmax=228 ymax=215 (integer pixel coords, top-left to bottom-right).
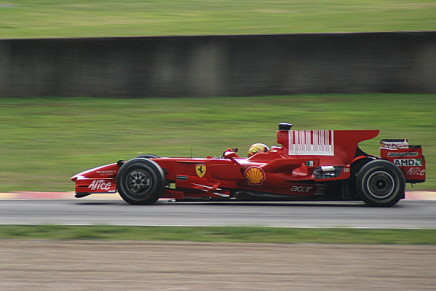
xmin=244 ymin=167 xmax=265 ymax=185
xmin=195 ymin=165 xmax=206 ymax=177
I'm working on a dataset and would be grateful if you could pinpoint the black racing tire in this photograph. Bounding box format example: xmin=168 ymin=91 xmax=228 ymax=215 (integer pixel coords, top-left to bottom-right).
xmin=356 ymin=159 xmax=405 ymax=207
xmin=136 ymin=154 xmax=160 ymax=159
xmin=116 ymin=158 xmax=165 ymax=205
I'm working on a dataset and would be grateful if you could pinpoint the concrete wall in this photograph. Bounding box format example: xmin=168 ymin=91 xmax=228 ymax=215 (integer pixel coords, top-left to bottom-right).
xmin=0 ymin=32 xmax=435 ymax=97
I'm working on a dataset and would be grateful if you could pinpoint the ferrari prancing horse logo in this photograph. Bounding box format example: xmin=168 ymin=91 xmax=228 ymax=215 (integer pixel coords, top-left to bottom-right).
xmin=195 ymin=164 xmax=206 ymax=177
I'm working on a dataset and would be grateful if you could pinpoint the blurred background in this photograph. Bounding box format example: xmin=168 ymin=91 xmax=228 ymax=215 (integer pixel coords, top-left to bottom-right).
xmin=0 ymin=0 xmax=435 ymax=192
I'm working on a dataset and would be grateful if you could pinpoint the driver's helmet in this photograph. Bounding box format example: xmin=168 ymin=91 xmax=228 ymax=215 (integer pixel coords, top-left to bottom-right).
xmin=248 ymin=143 xmax=269 ymax=157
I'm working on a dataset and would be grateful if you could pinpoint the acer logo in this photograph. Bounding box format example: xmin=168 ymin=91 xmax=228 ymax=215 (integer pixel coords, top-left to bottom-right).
xmin=89 ymin=180 xmax=112 ymax=191
xmin=290 ymin=186 xmax=313 ymax=193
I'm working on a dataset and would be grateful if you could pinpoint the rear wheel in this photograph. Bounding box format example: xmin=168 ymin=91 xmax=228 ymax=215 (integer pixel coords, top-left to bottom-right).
xmin=356 ymin=160 xmax=405 ymax=207
xmin=116 ymin=158 xmax=165 ymax=205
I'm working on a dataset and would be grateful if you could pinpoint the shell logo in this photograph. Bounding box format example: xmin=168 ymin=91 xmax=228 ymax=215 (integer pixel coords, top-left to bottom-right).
xmin=244 ymin=167 xmax=265 ymax=185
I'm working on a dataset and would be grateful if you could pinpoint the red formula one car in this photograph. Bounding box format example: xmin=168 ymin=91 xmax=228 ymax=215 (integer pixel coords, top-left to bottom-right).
xmin=71 ymin=123 xmax=426 ymax=207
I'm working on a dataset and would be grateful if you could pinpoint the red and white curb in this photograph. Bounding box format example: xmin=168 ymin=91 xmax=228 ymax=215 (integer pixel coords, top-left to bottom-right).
xmin=404 ymin=191 xmax=436 ymax=201
xmin=0 ymin=191 xmax=435 ymax=200
xmin=0 ymin=192 xmax=120 ymax=200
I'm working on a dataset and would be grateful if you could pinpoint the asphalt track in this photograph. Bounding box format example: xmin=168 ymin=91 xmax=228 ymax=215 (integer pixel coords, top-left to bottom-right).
xmin=1 ymin=193 xmax=435 ymax=228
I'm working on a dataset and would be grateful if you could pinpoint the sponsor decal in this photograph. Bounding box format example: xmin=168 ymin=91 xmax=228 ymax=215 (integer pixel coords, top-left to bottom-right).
xmin=290 ymin=185 xmax=313 ymax=193
xmin=314 ymin=184 xmax=326 ymax=195
xmin=96 ymin=169 xmax=116 ymax=176
xmin=306 ymin=161 xmax=314 ymax=167
xmin=394 ymin=159 xmax=423 ymax=167
xmin=289 ymin=130 xmax=334 ymax=156
xmin=407 ymin=167 xmax=426 ymax=176
xmin=89 ymin=179 xmax=112 ymax=191
xmin=244 ymin=167 xmax=265 ymax=185
xmin=387 ymin=152 xmax=418 ymax=157
xmin=380 ymin=140 xmax=408 ymax=149
xmin=195 ymin=164 xmax=206 ymax=177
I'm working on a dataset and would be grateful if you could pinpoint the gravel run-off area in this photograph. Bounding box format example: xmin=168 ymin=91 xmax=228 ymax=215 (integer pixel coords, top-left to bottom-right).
xmin=1 ymin=240 xmax=435 ymax=290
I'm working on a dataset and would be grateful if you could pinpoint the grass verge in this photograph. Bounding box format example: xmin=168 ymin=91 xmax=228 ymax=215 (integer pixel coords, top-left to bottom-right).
xmin=0 ymin=94 xmax=434 ymax=192
xmin=1 ymin=225 xmax=435 ymax=244
xmin=0 ymin=0 xmax=435 ymax=39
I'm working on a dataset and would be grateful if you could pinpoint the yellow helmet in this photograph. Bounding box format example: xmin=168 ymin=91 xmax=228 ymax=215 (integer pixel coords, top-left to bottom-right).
xmin=248 ymin=143 xmax=269 ymax=157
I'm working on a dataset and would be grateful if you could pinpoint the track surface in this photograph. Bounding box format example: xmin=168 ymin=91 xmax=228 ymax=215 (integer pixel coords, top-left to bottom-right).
xmin=1 ymin=199 xmax=435 ymax=228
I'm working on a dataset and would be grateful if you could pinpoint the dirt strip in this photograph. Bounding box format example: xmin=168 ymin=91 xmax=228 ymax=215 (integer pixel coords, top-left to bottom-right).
xmin=0 ymin=240 xmax=435 ymax=290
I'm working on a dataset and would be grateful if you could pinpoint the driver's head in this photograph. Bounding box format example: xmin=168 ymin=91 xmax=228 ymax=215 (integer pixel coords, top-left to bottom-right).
xmin=248 ymin=143 xmax=269 ymax=157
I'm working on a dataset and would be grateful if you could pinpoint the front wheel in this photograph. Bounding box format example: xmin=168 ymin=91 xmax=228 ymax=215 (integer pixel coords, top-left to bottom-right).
xmin=356 ymin=160 xmax=405 ymax=207
xmin=136 ymin=154 xmax=160 ymax=159
xmin=116 ymin=158 xmax=165 ymax=205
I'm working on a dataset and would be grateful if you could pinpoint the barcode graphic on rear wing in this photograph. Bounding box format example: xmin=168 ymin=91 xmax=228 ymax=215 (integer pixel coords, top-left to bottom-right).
xmin=289 ymin=130 xmax=334 ymax=156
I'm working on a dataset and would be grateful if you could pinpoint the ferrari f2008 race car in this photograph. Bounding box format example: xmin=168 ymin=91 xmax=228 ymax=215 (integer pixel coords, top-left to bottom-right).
xmin=71 ymin=123 xmax=426 ymax=207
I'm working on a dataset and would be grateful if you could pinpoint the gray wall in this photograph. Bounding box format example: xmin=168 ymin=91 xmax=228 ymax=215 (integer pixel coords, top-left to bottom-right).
xmin=0 ymin=32 xmax=435 ymax=97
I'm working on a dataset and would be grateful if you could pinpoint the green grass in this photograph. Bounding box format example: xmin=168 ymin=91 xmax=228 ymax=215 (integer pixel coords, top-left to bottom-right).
xmin=0 ymin=0 xmax=435 ymax=39
xmin=0 ymin=225 xmax=435 ymax=244
xmin=0 ymin=94 xmax=434 ymax=192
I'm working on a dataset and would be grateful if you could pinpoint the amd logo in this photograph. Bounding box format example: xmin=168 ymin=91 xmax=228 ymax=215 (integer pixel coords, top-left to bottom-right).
xmin=394 ymin=159 xmax=423 ymax=167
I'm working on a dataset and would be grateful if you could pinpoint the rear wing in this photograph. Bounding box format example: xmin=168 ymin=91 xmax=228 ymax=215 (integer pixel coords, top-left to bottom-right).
xmin=380 ymin=139 xmax=426 ymax=183
xmin=276 ymin=123 xmax=379 ymax=164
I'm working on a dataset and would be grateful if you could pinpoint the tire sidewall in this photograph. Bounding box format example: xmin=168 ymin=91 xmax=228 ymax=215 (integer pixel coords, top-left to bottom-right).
xmin=116 ymin=158 xmax=165 ymax=205
xmin=136 ymin=154 xmax=160 ymax=159
xmin=356 ymin=159 xmax=405 ymax=207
